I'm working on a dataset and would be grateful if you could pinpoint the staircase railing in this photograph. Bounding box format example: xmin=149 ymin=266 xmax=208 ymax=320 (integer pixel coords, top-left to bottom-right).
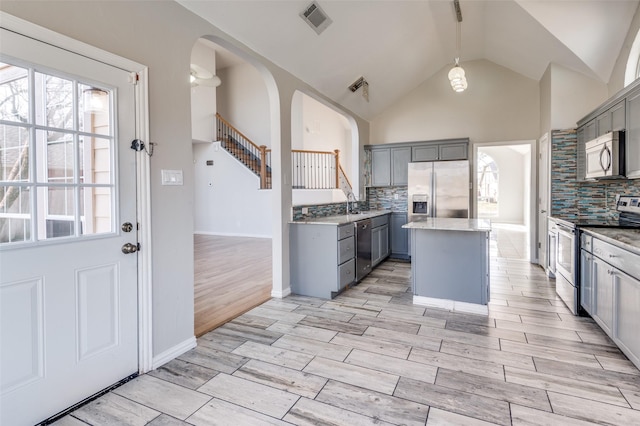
xmin=292 ymin=149 xmax=344 ymax=190
xmin=338 ymin=163 xmax=353 ymax=196
xmin=216 ymin=113 xmax=271 ymax=189
xmin=215 ymin=113 xmax=352 ymax=192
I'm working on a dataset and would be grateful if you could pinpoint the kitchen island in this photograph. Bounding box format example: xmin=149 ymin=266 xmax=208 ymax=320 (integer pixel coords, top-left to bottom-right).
xmin=403 ymin=218 xmax=491 ymax=314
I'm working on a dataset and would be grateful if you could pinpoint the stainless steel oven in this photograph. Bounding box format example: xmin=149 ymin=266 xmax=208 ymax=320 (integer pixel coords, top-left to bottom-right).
xmin=555 ymin=221 xmax=578 ymax=314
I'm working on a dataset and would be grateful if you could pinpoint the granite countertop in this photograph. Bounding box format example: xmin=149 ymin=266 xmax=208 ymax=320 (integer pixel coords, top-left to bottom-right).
xmin=581 ymin=227 xmax=640 ymax=255
xmin=402 ymin=218 xmax=492 ymax=232
xmin=291 ymin=209 xmax=392 ymax=225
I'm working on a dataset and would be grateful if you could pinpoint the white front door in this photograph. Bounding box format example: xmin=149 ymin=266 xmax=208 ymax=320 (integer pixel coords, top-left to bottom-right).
xmin=0 ymin=29 xmax=138 ymax=425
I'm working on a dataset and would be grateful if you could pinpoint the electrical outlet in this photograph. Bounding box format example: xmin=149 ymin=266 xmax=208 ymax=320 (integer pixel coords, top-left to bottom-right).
xmin=394 ymin=194 xmax=399 ymax=200
xmin=302 ymin=207 xmax=309 ymax=214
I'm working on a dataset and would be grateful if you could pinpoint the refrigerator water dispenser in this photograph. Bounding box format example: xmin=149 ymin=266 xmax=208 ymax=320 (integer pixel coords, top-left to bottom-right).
xmin=412 ymin=194 xmax=429 ymax=214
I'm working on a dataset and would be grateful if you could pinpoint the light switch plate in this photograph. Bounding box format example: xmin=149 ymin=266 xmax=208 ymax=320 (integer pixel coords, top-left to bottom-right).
xmin=161 ymin=169 xmax=183 ymax=186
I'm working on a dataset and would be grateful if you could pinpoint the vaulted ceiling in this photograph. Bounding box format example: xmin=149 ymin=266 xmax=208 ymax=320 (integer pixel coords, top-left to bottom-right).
xmin=178 ymin=0 xmax=639 ymax=121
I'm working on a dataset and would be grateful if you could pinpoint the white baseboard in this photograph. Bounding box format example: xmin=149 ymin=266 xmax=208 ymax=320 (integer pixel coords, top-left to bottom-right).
xmin=151 ymin=336 xmax=197 ymax=370
xmin=271 ymin=287 xmax=292 ymax=299
xmin=413 ymin=295 xmax=488 ymax=315
xmin=194 ymin=231 xmax=272 ymax=239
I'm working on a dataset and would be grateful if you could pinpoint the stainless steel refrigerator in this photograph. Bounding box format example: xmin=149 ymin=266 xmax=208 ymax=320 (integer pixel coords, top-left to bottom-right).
xmin=407 ymin=161 xmax=471 ymax=222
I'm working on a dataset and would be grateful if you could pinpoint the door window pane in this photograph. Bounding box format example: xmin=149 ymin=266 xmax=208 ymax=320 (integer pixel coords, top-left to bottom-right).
xmin=36 ymin=74 xmax=73 ymax=130
xmin=80 ymin=187 xmax=112 ymax=235
xmin=0 ymin=63 xmax=29 ymax=123
xmin=79 ymin=136 xmax=111 ymax=184
xmin=79 ymin=85 xmax=110 ymax=134
xmin=0 ymin=124 xmax=30 ymax=182
xmin=41 ymin=130 xmax=75 ymax=183
xmin=0 ymin=185 xmax=31 ymax=243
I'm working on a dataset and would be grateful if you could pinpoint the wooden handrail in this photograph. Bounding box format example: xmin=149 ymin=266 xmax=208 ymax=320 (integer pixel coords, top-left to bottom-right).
xmin=216 ymin=113 xmax=262 ymax=153
xmin=291 ymin=149 xmax=336 ymax=155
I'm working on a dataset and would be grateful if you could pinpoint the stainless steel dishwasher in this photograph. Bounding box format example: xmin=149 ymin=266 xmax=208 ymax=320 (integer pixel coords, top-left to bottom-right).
xmin=355 ymin=219 xmax=372 ymax=281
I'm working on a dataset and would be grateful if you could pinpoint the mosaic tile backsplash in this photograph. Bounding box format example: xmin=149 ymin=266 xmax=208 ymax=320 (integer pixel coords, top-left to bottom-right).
xmin=292 ymin=200 xmax=368 ymax=221
xmin=367 ymin=186 xmax=408 ymax=212
xmin=551 ymin=128 xmax=640 ymax=220
xmin=291 ymin=186 xmax=409 ymax=221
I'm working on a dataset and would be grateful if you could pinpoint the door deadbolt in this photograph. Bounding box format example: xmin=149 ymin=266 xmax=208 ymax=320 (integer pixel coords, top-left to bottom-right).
xmin=121 ymin=222 xmax=134 ymax=232
xmin=122 ymin=243 xmax=138 ymax=254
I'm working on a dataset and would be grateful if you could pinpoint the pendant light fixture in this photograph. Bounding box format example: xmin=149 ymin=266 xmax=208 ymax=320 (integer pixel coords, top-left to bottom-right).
xmin=448 ymin=0 xmax=467 ymax=92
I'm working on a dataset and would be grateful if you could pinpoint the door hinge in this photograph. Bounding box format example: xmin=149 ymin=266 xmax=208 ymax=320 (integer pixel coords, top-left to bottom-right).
xmin=538 ymin=242 xmax=541 ymax=249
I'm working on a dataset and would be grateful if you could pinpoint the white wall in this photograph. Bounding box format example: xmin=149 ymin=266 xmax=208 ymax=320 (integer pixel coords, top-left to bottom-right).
xmin=479 ymin=145 xmax=529 ymax=225
xmin=191 ymin=40 xmax=217 ymax=142
xmin=193 ymin=142 xmax=272 ymax=237
xmin=548 ymin=63 xmax=608 ymax=129
xmin=292 ymin=92 xmax=353 ymax=178
xmin=539 ymin=66 xmax=552 ymax=137
xmin=370 ymin=60 xmax=540 ymax=145
xmin=217 ymin=62 xmax=271 ymax=147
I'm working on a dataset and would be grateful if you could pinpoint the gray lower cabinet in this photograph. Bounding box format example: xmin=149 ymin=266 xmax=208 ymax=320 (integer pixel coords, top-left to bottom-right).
xmin=592 ymin=255 xmax=614 ymax=335
xmin=580 ymin=249 xmax=593 ymax=313
xmin=371 ymin=214 xmax=390 ymax=267
xmin=290 ymin=223 xmax=355 ymax=299
xmin=390 ymin=212 xmax=409 ymax=259
xmin=581 ymin=233 xmax=640 ymax=369
xmin=614 ymin=269 xmax=640 ymax=367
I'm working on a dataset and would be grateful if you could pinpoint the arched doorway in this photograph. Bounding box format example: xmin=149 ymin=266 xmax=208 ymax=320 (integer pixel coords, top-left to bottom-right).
xmin=190 ymin=37 xmax=278 ymax=336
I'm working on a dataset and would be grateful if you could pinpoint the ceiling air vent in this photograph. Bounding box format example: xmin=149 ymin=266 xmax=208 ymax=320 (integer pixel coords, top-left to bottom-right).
xmin=300 ymin=1 xmax=332 ymax=35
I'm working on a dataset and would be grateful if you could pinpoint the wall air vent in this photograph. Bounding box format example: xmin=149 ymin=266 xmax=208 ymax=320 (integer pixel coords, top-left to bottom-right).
xmin=300 ymin=1 xmax=332 ymax=35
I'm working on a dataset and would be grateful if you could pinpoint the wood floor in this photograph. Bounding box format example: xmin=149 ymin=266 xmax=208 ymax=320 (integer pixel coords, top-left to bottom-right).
xmin=54 ymin=226 xmax=640 ymax=425
xmin=194 ymin=234 xmax=272 ymax=337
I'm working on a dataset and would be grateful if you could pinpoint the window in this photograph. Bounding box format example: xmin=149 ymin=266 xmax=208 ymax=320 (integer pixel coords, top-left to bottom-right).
xmin=624 ymin=29 xmax=640 ymax=86
xmin=0 ymin=60 xmax=115 ymax=245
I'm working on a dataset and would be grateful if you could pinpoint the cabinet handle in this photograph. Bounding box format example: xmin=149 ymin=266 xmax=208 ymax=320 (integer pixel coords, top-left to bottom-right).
xmin=608 ymin=254 xmax=616 ymax=258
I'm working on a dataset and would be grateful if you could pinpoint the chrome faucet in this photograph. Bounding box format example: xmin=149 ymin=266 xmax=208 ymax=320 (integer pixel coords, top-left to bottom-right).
xmin=346 ymin=192 xmax=357 ymax=214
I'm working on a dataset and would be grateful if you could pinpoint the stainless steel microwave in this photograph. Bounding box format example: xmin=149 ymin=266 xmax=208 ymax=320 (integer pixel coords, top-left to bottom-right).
xmin=585 ymin=131 xmax=625 ymax=179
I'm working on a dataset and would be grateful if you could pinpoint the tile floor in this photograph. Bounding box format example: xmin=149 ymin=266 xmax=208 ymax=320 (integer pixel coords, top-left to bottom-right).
xmin=53 ymin=226 xmax=640 ymax=425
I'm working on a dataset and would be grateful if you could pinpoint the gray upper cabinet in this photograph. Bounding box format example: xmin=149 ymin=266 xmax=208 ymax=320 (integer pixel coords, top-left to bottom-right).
xmin=611 ymin=101 xmax=626 ymax=132
xmin=371 ymin=149 xmax=391 ymax=186
xmin=627 ymin=89 xmax=640 ymax=178
xmin=596 ymin=100 xmax=625 ymax=136
xmin=439 ymin=143 xmax=468 ymax=160
xmin=367 ymin=139 xmax=469 ymax=187
xmin=412 ymin=145 xmax=438 ymax=162
xmin=584 ymin=119 xmax=596 ymax=142
xmin=577 ymin=80 xmax=640 ymax=179
xmin=412 ymin=142 xmax=468 ymax=162
xmin=391 ymin=147 xmax=411 ymax=186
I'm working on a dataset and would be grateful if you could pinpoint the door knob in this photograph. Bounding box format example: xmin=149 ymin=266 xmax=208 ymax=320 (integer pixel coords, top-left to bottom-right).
xmin=121 ymin=222 xmax=134 ymax=232
xmin=122 ymin=243 xmax=138 ymax=254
